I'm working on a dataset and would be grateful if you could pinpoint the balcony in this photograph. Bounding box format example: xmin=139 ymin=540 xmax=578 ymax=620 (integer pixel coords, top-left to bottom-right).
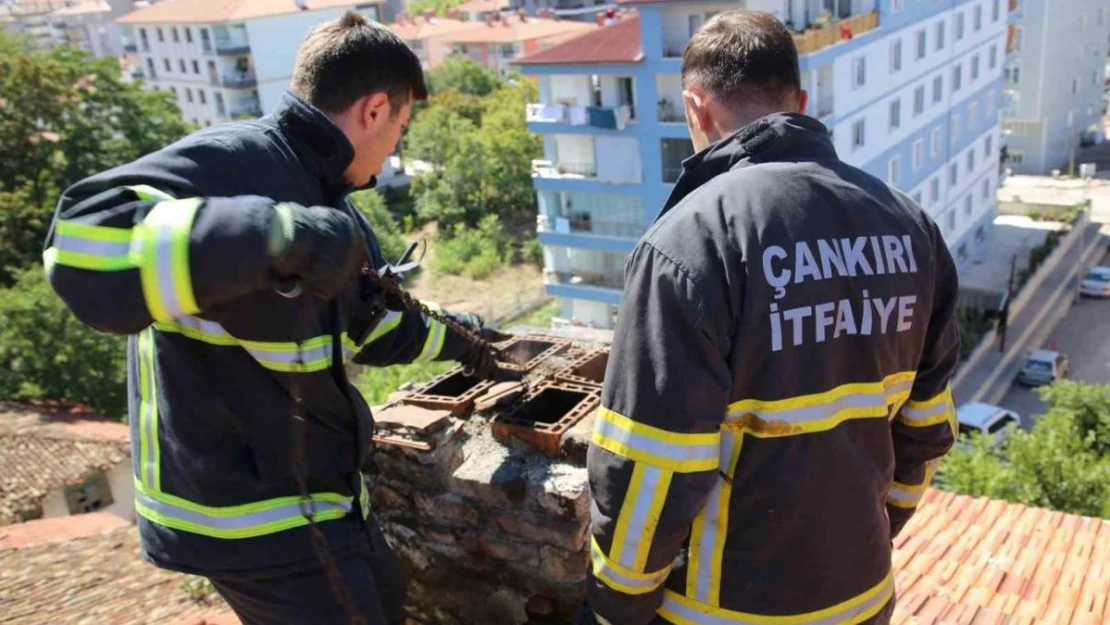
xmin=538 ymin=214 xmax=644 ymax=239
xmin=534 ymin=159 xmax=596 ymax=178
xmin=657 ymin=97 xmax=684 ymax=123
xmin=216 ymin=72 xmax=256 ymax=88
xmin=122 ymin=40 xmax=137 ymax=52
xmin=525 ymin=104 xmax=634 ymax=130
xmin=229 ymin=100 xmax=262 ymax=118
xmin=544 ymin=269 xmax=624 ymax=290
xmin=791 ymin=11 xmax=879 ymax=56
xmin=214 ymin=39 xmax=250 ymax=55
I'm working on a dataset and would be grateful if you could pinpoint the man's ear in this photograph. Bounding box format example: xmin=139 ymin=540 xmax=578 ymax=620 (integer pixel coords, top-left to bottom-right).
xmin=360 ymin=92 xmax=391 ymax=128
xmin=682 ymin=88 xmax=710 ymax=133
xmin=796 ymin=89 xmax=809 ymax=115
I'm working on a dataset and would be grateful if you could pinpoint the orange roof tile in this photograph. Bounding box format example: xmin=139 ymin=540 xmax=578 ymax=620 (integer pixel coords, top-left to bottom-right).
xmin=438 ymin=15 xmax=594 ymax=44
xmin=53 ymin=0 xmax=111 ymax=16
xmin=0 ymin=525 xmax=240 ymax=625
xmin=0 ymin=511 xmax=129 ymax=550
xmin=515 ymin=14 xmax=641 ymax=64
xmin=116 ymin=0 xmax=371 ymax=24
xmin=453 ymin=0 xmax=508 ymax=12
xmin=892 ymin=489 xmax=1110 ymax=625
xmin=388 ymin=16 xmax=484 ymax=41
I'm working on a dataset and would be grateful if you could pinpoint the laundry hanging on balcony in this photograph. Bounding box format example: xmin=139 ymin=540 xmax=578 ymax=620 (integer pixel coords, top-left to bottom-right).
xmin=568 ymin=106 xmax=590 ymax=125
xmin=588 ymin=107 xmax=618 ymax=130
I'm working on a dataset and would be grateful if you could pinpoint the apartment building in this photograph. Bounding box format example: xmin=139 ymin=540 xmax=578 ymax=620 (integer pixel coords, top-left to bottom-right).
xmin=1002 ymin=0 xmax=1110 ymax=175
xmin=51 ymin=0 xmax=140 ymax=58
xmin=2 ymin=0 xmax=78 ymax=48
xmin=389 ymin=12 xmax=491 ymax=69
xmin=517 ymin=0 xmax=1009 ymax=328
xmin=117 ymin=0 xmax=382 ymax=126
xmin=441 ymin=12 xmax=595 ymax=74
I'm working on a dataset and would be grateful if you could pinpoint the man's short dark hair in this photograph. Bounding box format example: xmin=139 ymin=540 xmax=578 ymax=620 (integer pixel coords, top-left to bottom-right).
xmin=681 ymin=10 xmax=800 ymax=113
xmin=291 ymin=11 xmax=428 ymax=115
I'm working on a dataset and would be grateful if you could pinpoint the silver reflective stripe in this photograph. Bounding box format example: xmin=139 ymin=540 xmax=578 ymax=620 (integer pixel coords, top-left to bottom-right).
xmin=417 ymin=319 xmax=446 ymax=362
xmin=616 ymin=465 xmax=666 ymax=570
xmin=690 ymin=430 xmax=737 ymax=603
xmin=886 ymin=377 xmax=914 ymax=399
xmin=151 ymin=220 xmax=184 ymax=317
xmin=727 ymin=390 xmax=888 ymax=424
xmin=590 ymin=539 xmax=668 ymax=594
xmin=900 ymin=400 xmax=949 ymax=424
xmin=887 ymin=484 xmax=923 ymax=506
xmin=594 ymin=418 xmax=720 ymax=466
xmin=54 ymin=234 xmax=131 ymax=259
xmin=366 ymin=310 xmax=402 ymax=344
xmin=659 ymin=573 xmax=894 ymax=625
xmin=139 ymin=329 xmax=158 ymax=488
xmin=136 ymin=491 xmax=352 ymax=531
xmin=246 ymin=343 xmax=332 ymax=367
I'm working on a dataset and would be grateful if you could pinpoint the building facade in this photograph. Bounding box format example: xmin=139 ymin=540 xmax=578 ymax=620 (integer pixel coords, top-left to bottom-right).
xmin=517 ymin=0 xmax=1009 ymax=329
xmin=1002 ymin=0 xmax=1110 ymax=175
xmin=117 ymin=0 xmax=382 ymax=126
xmin=2 ymin=0 xmax=78 ymax=49
xmin=51 ymin=0 xmax=140 ymax=59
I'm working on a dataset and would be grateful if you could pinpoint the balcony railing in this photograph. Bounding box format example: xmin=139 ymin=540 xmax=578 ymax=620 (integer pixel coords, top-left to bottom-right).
xmin=526 ymin=103 xmax=634 ymax=129
xmin=229 ymin=101 xmax=262 ymax=118
xmin=214 ymin=39 xmax=250 ymax=55
xmin=544 ymin=269 xmax=624 ymax=290
xmin=538 ymin=215 xmax=644 ymax=238
xmin=219 ymin=72 xmax=257 ymax=88
xmin=122 ymin=41 xmax=137 ymax=52
xmin=791 ymin=12 xmax=879 ymax=56
xmin=534 ymin=160 xmax=596 ymax=178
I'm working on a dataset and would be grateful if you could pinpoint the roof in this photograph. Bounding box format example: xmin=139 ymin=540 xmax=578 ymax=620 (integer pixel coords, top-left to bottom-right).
xmin=453 ymin=0 xmax=508 ymax=12
xmin=52 ymin=0 xmax=111 ymax=16
xmin=891 ymin=489 xmax=1110 ymax=624
xmin=0 ymin=510 xmax=129 ymax=549
xmin=0 ymin=524 xmax=240 ymax=625
xmin=1027 ymin=349 xmax=1060 ymax=361
xmin=956 ymin=402 xmax=1010 ymax=428
xmin=438 ymin=15 xmax=594 ymax=44
xmin=116 ymin=0 xmax=369 ymax=24
xmin=514 ymin=14 xmax=640 ymax=64
xmin=388 ymin=15 xmax=484 ymax=41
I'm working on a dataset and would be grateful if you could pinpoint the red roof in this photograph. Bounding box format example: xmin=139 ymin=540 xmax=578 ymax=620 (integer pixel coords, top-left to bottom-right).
xmin=891 ymin=489 xmax=1110 ymax=624
xmin=514 ymin=14 xmax=641 ymax=65
xmin=0 ymin=511 xmax=129 ymax=550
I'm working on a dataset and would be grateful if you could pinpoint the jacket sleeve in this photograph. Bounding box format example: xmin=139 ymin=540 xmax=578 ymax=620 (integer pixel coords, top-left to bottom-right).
xmin=44 ymin=139 xmax=281 ymax=335
xmin=586 ymin=243 xmax=732 ymax=625
xmin=888 ymin=222 xmax=961 ymax=537
xmin=347 ymin=302 xmax=461 ymax=367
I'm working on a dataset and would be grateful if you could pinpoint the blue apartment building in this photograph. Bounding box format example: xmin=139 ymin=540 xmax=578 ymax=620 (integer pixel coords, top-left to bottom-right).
xmin=516 ymin=0 xmax=1012 ymax=328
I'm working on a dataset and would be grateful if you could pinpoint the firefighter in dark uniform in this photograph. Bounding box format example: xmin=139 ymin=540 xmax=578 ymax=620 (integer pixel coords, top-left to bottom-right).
xmin=579 ymin=11 xmax=960 ymax=625
xmin=43 ymin=12 xmax=514 ymax=625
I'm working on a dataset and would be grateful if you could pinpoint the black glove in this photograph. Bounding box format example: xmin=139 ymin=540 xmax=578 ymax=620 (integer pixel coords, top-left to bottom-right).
xmin=434 ymin=312 xmax=520 ymax=381
xmin=447 ymin=311 xmax=513 ymax=344
xmin=457 ymin=342 xmax=523 ymax=382
xmin=268 ymin=202 xmax=367 ymax=299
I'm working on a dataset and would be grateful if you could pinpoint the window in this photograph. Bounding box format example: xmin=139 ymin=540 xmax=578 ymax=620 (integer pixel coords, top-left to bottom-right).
xmin=185 ymin=27 xmax=193 ymax=43
xmin=931 ymin=177 xmax=941 ymax=203
xmin=973 ymin=5 xmax=982 ymax=32
xmin=169 ymin=85 xmax=177 ymax=97
xmin=933 ymin=75 xmax=944 ymax=104
xmin=163 ymin=57 xmax=171 ymax=72
xmin=888 ymin=157 xmax=900 ymax=186
xmin=1095 ymin=71 xmax=1100 ymax=87
xmin=993 ymin=0 xmax=1001 ymax=22
xmin=913 ymin=139 xmax=924 ymax=170
xmin=1013 ymin=26 xmax=1022 ymax=52
xmin=1009 ymin=150 xmax=1025 ymax=166
xmin=967 ymin=148 xmax=976 ymax=173
xmin=157 ymin=27 xmax=164 ymax=42
xmin=971 ymin=55 xmax=980 ymax=80
xmin=952 ymin=64 xmax=963 ymax=91
xmin=989 ymin=44 xmax=998 ymax=69
xmin=185 ymin=88 xmax=193 ymax=103
xmin=936 ymin=21 xmax=946 ymax=50
xmin=192 ymin=60 xmax=199 ymax=74
xmin=198 ymin=89 xmax=206 ymax=104
xmin=916 ymin=29 xmax=927 ymax=59
xmin=852 ymin=119 xmax=865 ymax=149
xmin=947 ymin=210 xmax=956 ymax=233
xmin=661 ymin=139 xmax=695 ymax=183
xmin=914 ymin=85 xmax=925 ymax=115
xmin=987 ymin=414 xmax=1016 ymax=435
xmin=178 ymin=59 xmax=185 ymax=73
xmin=951 ymin=113 xmax=962 ymax=143
xmin=1101 ymin=8 xmax=1105 ymax=25
xmin=889 ymin=99 xmax=901 ymax=131
xmin=891 ymin=0 xmax=903 ymax=11
xmin=852 ymin=57 xmax=866 ymax=89
xmin=955 ymin=12 xmax=965 ymax=40
xmin=964 ymin=195 xmax=973 ymax=217
xmin=949 ymin=162 xmax=959 ymax=186
xmin=985 ymin=135 xmax=993 ymax=157
xmin=931 ymin=126 xmax=942 ymax=157
xmin=969 ymin=102 xmax=979 ymax=129
xmin=982 ymin=178 xmax=991 ymax=200
xmin=1005 ymin=63 xmax=1021 ymax=86
xmin=63 ymin=473 xmax=113 ymax=514
xmin=172 ymin=27 xmax=179 ymax=43
xmin=1072 ymin=79 xmax=1078 ymax=95
xmin=891 ymin=39 xmax=903 ymax=72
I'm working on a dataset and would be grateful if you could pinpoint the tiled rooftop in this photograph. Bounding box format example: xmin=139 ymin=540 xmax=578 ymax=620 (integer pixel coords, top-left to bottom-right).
xmin=388 ymin=15 xmax=485 ymax=41
xmin=514 ymin=14 xmax=641 ymax=65
xmin=453 ymin=0 xmax=508 ymax=13
xmin=892 ymin=489 xmax=1110 ymax=625
xmin=115 ymin=0 xmax=367 ymax=24
xmin=0 ymin=510 xmax=129 ymax=549
xmin=0 ymin=524 xmax=239 ymax=625
xmin=0 ymin=430 xmax=129 ymax=525
xmin=438 ymin=15 xmax=594 ymax=44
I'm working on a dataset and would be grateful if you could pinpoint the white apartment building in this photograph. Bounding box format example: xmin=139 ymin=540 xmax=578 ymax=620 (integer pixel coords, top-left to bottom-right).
xmin=52 ymin=0 xmax=140 ymax=59
xmin=117 ymin=0 xmax=384 ymax=126
xmin=518 ymin=0 xmax=1010 ymax=329
xmin=2 ymin=0 xmax=77 ymax=48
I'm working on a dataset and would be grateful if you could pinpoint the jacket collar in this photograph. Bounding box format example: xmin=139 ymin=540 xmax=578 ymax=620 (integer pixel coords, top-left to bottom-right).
xmin=656 ymin=112 xmax=836 ymax=221
xmin=273 ymin=91 xmax=375 ymax=201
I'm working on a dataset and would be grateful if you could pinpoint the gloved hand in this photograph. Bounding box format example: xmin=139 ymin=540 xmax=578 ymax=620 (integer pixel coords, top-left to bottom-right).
xmin=446 ymin=311 xmax=514 ymax=344
xmin=457 ymin=342 xmax=524 ymax=382
xmin=268 ymin=202 xmax=367 ymax=299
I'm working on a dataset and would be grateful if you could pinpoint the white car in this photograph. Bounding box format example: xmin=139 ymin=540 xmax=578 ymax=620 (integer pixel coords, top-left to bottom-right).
xmin=1080 ymin=266 xmax=1110 ymax=297
xmin=955 ymin=402 xmax=1023 ymax=446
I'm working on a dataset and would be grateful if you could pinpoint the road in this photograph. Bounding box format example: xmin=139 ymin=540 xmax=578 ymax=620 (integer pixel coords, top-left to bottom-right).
xmin=998 ymin=265 xmax=1110 ymax=425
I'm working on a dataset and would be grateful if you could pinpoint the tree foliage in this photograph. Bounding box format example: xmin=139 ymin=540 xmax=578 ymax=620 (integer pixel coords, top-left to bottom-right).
xmin=0 ymin=32 xmax=191 ymax=284
xmin=937 ymin=381 xmax=1110 ymax=518
xmin=431 ymin=214 xmax=509 ymax=279
xmin=350 ymin=189 xmax=409 ymax=265
xmin=426 ymin=55 xmax=504 ymax=97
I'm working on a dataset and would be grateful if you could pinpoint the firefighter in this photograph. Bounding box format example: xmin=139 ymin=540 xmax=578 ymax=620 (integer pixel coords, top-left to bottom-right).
xmin=579 ymin=10 xmax=960 ymax=625
xmin=43 ymin=11 xmax=515 ymax=625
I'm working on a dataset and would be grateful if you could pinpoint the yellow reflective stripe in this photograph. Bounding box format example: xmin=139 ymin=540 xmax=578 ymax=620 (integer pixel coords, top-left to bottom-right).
xmin=134 ymin=479 xmax=353 ymax=540
xmin=687 ymin=429 xmax=743 ymax=605
xmin=660 ymin=570 xmax=894 ymax=625
xmin=154 ymin=317 xmax=335 ymax=373
xmin=611 ymin=464 xmax=675 ymax=572
xmin=135 ymin=198 xmax=202 ymax=322
xmin=725 ymin=372 xmax=916 ymax=438
xmin=417 ymin=318 xmax=446 ymax=362
xmin=367 ymin=310 xmax=403 ymax=345
xmin=888 ymin=459 xmax=939 ymax=509
xmin=635 ymin=469 xmax=672 ymax=572
xmin=137 ymin=328 xmax=160 ymax=490
xmin=898 ymin=385 xmax=956 ymax=429
xmin=608 ymin=463 xmax=645 ymax=569
xmin=592 ymin=408 xmax=720 ymax=473
xmin=590 ymin=536 xmax=670 ymax=596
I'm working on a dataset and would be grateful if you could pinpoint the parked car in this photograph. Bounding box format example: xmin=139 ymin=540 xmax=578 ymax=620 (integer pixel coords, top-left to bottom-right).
xmin=955 ymin=402 xmax=1023 ymax=446
xmin=1080 ymin=266 xmax=1110 ymax=297
xmin=1016 ymin=349 xmax=1070 ymax=386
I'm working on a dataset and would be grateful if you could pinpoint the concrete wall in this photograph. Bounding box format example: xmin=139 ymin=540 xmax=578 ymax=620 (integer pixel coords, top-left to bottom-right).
xmin=39 ymin=462 xmax=136 ymax=522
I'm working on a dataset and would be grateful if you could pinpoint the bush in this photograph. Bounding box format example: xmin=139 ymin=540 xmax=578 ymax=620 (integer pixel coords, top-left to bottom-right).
xmin=431 ymin=214 xmax=509 ymax=280
xmin=349 ymin=189 xmax=409 ymax=266
xmin=356 ymin=361 xmax=452 ymax=406
xmin=522 ymin=237 xmax=544 ymax=267
xmin=0 ymin=267 xmax=127 ymax=418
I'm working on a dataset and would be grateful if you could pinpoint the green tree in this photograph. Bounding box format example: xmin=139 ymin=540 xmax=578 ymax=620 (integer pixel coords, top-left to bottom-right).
xmin=426 ymin=55 xmax=504 ymax=97
xmin=937 ymin=381 xmax=1110 ymax=518
xmin=350 ymin=189 xmax=409 ymax=265
xmin=0 ymin=266 xmax=127 ymax=418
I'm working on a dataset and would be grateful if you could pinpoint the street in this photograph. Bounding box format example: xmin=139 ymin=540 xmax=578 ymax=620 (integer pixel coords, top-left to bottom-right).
xmin=998 ymin=268 xmax=1110 ymax=425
